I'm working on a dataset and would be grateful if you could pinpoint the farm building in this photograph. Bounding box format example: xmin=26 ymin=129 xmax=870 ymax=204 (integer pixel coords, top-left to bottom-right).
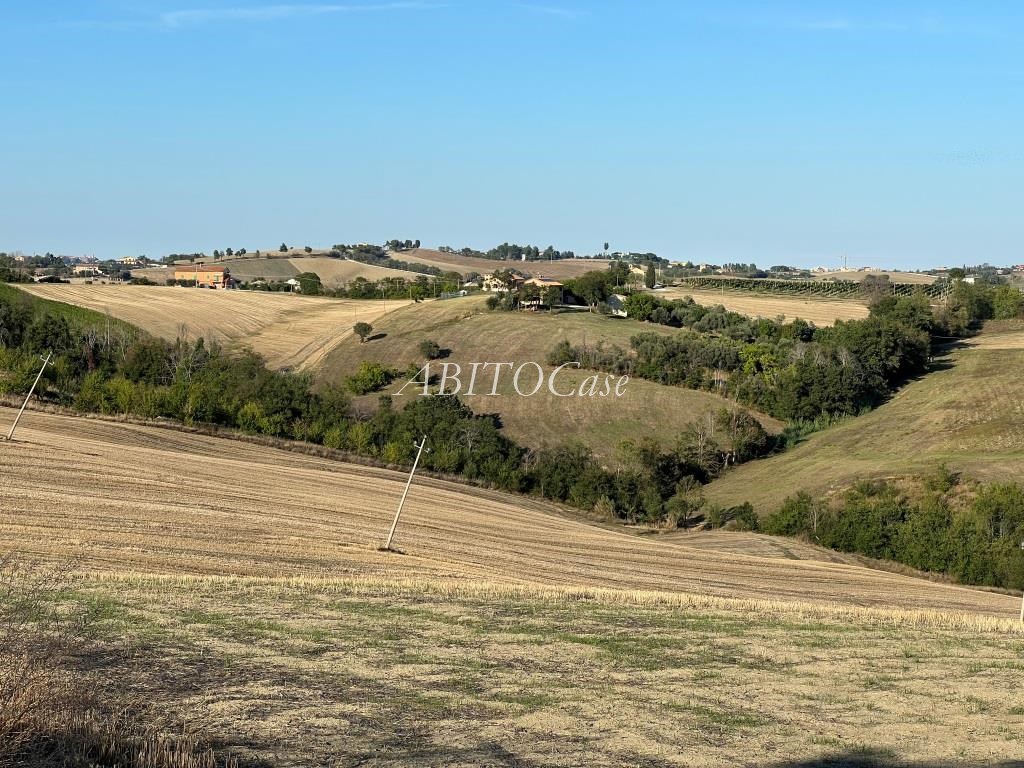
xmin=482 ymin=271 xmax=525 ymax=293
xmin=173 ymin=265 xmax=232 ymax=288
xmin=523 ymin=277 xmax=563 ymax=289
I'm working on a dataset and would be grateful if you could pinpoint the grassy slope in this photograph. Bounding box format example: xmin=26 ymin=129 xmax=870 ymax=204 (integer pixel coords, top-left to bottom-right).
xmin=318 ymin=296 xmax=783 ymax=463
xmin=704 ymin=344 xmax=1024 ymax=513
xmin=0 ymin=282 xmax=136 ymax=333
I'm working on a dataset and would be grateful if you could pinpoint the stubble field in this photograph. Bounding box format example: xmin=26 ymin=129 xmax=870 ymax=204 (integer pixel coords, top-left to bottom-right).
xmin=656 ymin=288 xmax=870 ymax=326
xmin=2 ymin=407 xmax=1024 ymax=765
xmin=19 ymin=284 xmax=409 ymax=371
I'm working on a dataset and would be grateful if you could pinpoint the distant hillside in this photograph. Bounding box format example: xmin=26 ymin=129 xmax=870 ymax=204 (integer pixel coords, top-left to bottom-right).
xmin=812 ymin=270 xmax=937 ymax=285
xmin=704 ymin=339 xmax=1024 ymax=513
xmin=19 ymin=284 xmax=409 ymax=371
xmin=654 ymin=287 xmax=869 ymax=327
xmin=136 ymin=255 xmax=416 ymax=286
xmin=319 ymin=296 xmax=783 ymax=464
xmin=396 ymin=248 xmax=615 ymax=280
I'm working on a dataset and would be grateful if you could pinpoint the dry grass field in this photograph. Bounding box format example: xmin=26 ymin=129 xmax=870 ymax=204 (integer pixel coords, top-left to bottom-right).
xmin=2 ymin=407 xmax=1018 ymax=616
xmin=319 ymin=296 xmax=783 ymax=461
xmin=656 ymin=287 xmax=870 ymax=326
xmin=398 ymin=248 xmax=614 ymax=280
xmin=2 ymin=408 xmax=1024 ymax=765
xmin=960 ymin=319 xmax=1024 ymax=350
xmin=19 ymin=284 xmax=410 ymax=371
xmin=134 ymin=256 xmax=416 ymax=286
xmin=704 ymin=345 xmax=1024 ymax=513
xmin=287 ymin=256 xmax=419 ymax=287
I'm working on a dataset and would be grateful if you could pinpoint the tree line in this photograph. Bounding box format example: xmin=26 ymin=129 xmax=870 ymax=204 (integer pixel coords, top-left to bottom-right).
xmin=763 ymin=470 xmax=1024 ymax=590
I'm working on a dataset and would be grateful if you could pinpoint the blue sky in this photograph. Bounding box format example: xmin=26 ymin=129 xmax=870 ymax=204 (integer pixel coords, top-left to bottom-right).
xmin=1 ymin=1 xmax=1021 ymax=268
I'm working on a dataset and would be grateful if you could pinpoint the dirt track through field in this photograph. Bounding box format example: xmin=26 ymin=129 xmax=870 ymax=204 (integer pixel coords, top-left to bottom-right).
xmin=658 ymin=288 xmax=869 ymax=326
xmin=19 ymin=285 xmax=410 ymax=371
xmin=1 ymin=408 xmax=1018 ymax=620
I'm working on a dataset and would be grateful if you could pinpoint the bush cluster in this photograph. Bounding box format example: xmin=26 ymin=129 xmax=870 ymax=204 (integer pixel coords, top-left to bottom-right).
xmin=765 ymin=473 xmax=1024 ymax=590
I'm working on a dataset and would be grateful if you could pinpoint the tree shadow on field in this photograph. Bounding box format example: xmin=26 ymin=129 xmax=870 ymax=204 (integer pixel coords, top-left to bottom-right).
xmin=770 ymin=750 xmax=1024 ymax=768
xmin=366 ymin=332 xmax=388 ymax=342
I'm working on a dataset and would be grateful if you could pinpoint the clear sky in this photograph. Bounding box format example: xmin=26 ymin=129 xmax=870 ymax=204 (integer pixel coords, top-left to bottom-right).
xmin=1 ymin=1 xmax=1021 ymax=268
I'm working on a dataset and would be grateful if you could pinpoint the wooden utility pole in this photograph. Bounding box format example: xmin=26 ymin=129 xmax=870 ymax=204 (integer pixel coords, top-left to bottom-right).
xmin=382 ymin=436 xmax=428 ymax=551
xmin=5 ymin=351 xmax=52 ymax=441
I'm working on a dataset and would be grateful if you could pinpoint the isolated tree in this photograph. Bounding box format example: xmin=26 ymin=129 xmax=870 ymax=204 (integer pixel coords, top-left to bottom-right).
xmin=413 ymin=239 xmax=421 ymax=249
xmin=353 ymin=321 xmax=373 ymax=343
xmin=279 ymin=243 xmax=289 ymax=253
xmin=644 ymin=263 xmax=657 ymax=289
xmin=304 ymin=245 xmax=313 ymax=254
xmin=225 ymin=248 xmax=233 ymax=257
xmin=603 ymin=241 xmax=609 ymax=255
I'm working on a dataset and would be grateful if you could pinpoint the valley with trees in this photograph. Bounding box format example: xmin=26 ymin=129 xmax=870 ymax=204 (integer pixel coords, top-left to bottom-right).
xmin=5 ymin=250 xmax=1024 ymax=766
xmin=3 ymin=3 xmax=1024 ymax=763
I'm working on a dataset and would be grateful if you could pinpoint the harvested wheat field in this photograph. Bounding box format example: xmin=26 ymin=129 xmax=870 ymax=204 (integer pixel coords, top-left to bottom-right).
xmin=18 ymin=284 xmax=410 ymax=371
xmin=286 ymin=256 xmax=418 ymax=287
xmin=399 ymin=248 xmax=614 ymax=280
xmin=657 ymin=287 xmax=870 ymax=326
xmin=1 ymin=407 xmax=1019 ymax=615
xmin=2 ymin=408 xmax=1024 ymax=765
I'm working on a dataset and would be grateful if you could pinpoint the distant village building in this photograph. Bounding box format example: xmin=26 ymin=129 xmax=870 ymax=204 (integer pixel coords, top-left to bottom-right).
xmin=72 ymin=264 xmax=102 ymax=276
xmin=118 ymin=256 xmax=143 ymax=267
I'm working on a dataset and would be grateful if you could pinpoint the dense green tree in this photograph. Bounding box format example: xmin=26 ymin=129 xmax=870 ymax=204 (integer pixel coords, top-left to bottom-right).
xmin=992 ymin=284 xmax=1024 ymax=320
xmin=353 ymin=322 xmax=373 ymax=343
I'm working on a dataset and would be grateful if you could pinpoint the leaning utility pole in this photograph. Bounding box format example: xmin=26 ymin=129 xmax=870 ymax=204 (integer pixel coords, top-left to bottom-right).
xmin=382 ymin=435 xmax=428 ymax=551
xmin=5 ymin=351 xmax=52 ymax=442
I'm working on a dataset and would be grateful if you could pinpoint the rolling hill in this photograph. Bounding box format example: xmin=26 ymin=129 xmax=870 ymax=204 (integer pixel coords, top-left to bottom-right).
xmin=318 ymin=296 xmax=784 ymax=462
xmin=2 ymin=405 xmax=1016 ymax=619
xmin=4 ymin=405 xmax=1023 ymax=766
xmin=704 ymin=341 xmax=1024 ymax=513
xmin=16 ymin=285 xmax=781 ymax=463
xmin=19 ymin=284 xmax=410 ymax=371
xmin=132 ymin=255 xmax=416 ymax=286
xmin=396 ymin=248 xmax=614 ymax=280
